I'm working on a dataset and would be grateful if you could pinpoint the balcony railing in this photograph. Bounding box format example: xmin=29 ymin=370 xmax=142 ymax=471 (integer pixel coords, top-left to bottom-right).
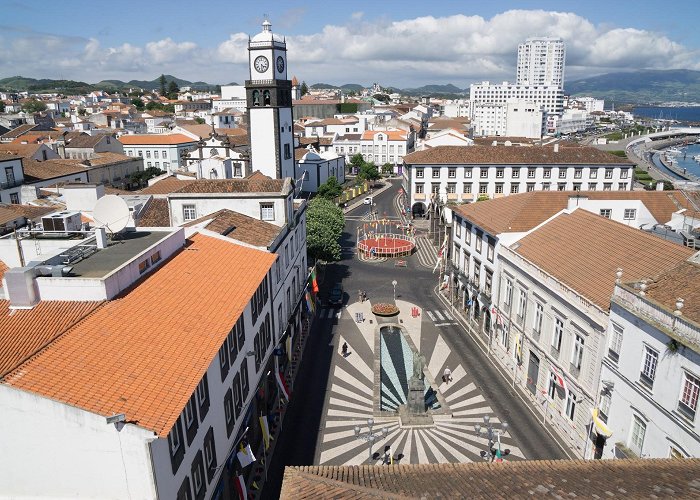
xmin=0 ymin=179 xmax=21 ymax=190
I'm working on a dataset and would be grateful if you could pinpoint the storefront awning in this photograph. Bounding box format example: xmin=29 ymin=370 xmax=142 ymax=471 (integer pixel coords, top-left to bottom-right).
xmin=590 ymin=408 xmax=612 ymax=438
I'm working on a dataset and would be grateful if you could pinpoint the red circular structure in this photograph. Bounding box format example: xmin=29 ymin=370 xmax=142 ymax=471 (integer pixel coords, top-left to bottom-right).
xmin=358 ymin=234 xmax=415 ymax=257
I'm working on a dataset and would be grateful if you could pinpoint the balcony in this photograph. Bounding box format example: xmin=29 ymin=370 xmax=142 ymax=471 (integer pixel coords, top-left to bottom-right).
xmin=0 ymin=179 xmax=21 ymax=190
xmin=447 ymin=193 xmax=458 ymax=201
xmin=414 ymin=193 xmax=426 ymax=200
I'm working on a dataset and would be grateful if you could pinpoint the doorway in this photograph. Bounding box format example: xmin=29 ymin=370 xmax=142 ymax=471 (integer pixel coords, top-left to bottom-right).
xmin=527 ymin=351 xmax=540 ymax=395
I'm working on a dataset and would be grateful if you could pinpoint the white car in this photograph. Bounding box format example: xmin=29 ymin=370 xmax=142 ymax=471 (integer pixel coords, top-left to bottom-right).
xmin=363 ymin=196 xmax=373 ymax=205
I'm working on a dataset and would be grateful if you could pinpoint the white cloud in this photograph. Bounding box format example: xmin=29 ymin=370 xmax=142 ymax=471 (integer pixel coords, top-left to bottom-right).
xmin=0 ymin=10 xmax=698 ymax=87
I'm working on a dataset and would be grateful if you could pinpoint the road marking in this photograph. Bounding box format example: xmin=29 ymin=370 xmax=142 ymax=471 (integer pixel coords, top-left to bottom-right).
xmin=434 ymin=322 xmax=458 ymax=327
xmin=434 ymin=310 xmax=444 ymax=321
xmin=426 ymin=310 xmax=436 ymax=321
xmin=336 ymin=310 xmax=342 ymax=318
xmin=444 ymin=310 xmax=453 ymax=320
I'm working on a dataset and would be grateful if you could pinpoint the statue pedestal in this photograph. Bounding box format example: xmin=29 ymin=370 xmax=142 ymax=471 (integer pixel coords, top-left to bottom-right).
xmin=398 ymin=376 xmax=434 ymax=427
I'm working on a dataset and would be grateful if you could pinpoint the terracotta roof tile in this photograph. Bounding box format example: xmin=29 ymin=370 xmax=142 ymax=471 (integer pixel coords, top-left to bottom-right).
xmin=644 ymin=260 xmax=700 ymax=326
xmin=452 ymin=190 xmax=692 ymax=235
xmin=0 ymin=124 xmax=38 ymax=140
xmin=86 ymin=152 xmax=134 ymax=166
xmin=22 ymin=159 xmax=86 ymax=181
xmin=118 ymin=134 xmax=196 ymax=146
xmin=140 ymin=176 xmax=195 ymax=195
xmin=0 ymin=143 xmax=43 ymax=157
xmin=65 ymin=134 xmax=110 ymax=149
xmin=137 ymin=198 xmax=170 ymax=227
xmin=183 ymin=209 xmax=280 ymax=247
xmin=361 ymin=130 xmax=407 ymax=141
xmin=0 ymin=301 xmax=104 ymax=378
xmin=175 ymin=176 xmax=286 ymax=194
xmin=0 ymin=203 xmax=56 ymax=223
xmin=4 ymin=233 xmax=277 ymax=436
xmin=514 ymin=209 xmax=695 ymax=309
xmin=281 ymin=459 xmax=700 ymax=499
xmin=404 ymin=145 xmax=635 ymax=165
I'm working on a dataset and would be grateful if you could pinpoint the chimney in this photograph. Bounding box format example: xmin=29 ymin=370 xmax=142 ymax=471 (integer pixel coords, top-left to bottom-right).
xmin=656 ymin=181 xmax=664 ymax=191
xmin=554 ymin=143 xmax=559 ymax=153
xmin=5 ymin=267 xmax=40 ymax=309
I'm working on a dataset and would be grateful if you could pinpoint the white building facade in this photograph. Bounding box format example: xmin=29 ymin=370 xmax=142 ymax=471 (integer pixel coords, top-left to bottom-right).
xmin=120 ymin=134 xmax=197 ymax=173
xmin=470 ymin=82 xmax=564 ymax=116
xmin=516 ymin=37 xmax=566 ymax=88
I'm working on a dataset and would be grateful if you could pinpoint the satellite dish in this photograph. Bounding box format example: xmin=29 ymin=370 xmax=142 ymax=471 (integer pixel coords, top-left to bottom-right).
xmin=93 ymin=195 xmax=130 ymax=234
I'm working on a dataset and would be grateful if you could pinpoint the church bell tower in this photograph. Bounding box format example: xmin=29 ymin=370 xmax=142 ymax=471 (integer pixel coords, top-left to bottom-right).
xmin=246 ymin=19 xmax=295 ymax=180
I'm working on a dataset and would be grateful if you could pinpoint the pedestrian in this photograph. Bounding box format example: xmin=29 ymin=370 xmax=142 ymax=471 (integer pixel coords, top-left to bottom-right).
xmin=443 ymin=366 xmax=452 ymax=383
xmin=341 ymin=342 xmax=348 ymax=357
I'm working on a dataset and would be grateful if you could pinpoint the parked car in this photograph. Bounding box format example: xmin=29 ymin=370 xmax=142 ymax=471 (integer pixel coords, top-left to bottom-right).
xmin=328 ymin=283 xmax=343 ymax=306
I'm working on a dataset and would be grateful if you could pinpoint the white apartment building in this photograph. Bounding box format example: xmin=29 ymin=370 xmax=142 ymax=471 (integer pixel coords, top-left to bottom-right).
xmin=470 ymin=81 xmax=564 ymax=115
xmin=599 ymin=261 xmax=700 ymax=460
xmin=516 ymin=37 xmax=566 ymax=88
xmin=484 ymin=209 xmax=694 ymax=457
xmin=442 ymin=99 xmax=471 ymax=118
xmin=471 ymin=101 xmax=545 ymax=139
xmin=554 ymin=109 xmax=593 ymax=135
xmin=360 ymin=129 xmax=410 ymax=166
xmin=570 ymin=97 xmax=605 ymax=113
xmin=333 ymin=133 xmax=362 ymax=159
xmin=120 ymin=134 xmax=197 ymax=173
xmin=402 ymin=145 xmax=634 ymax=216
xmin=0 ymin=155 xmax=24 ymax=204
xmin=213 ymin=86 xmax=248 ymax=113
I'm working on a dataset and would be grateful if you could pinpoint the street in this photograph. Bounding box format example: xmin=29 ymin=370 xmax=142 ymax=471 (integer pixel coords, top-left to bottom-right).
xmin=262 ymin=180 xmax=568 ymax=498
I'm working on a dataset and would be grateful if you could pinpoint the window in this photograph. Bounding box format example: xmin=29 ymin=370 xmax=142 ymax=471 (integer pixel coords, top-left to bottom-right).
xmin=463 ymin=183 xmax=472 ymax=194
xmin=416 ymin=168 xmax=424 ymax=178
xmin=448 ymin=168 xmax=456 ymax=178
xmin=590 ymin=168 xmax=598 ymax=179
xmin=604 ymin=183 xmax=612 ymax=191
xmin=605 ymin=168 xmax=613 ymax=179
xmin=203 ymin=427 xmax=217 ymax=482
xmin=608 ymin=323 xmax=623 ymax=362
xmin=640 ymin=346 xmax=658 ymax=389
xmin=480 ymin=168 xmax=488 ymax=179
xmin=574 ymin=168 xmax=582 ymax=179
xmin=415 ymin=183 xmax=424 ymax=194
xmin=487 ymin=240 xmax=494 ymax=262
xmin=464 ymin=168 xmax=472 ymax=178
xmin=138 ymin=259 xmax=150 ymax=274
xmin=618 ymin=183 xmax=627 ymax=191
xmin=496 ymin=168 xmax=504 ymax=178
xmin=146 ymin=150 xmax=151 ymax=158
xmin=432 ymin=168 xmax=440 ymax=178
xmin=678 ymin=372 xmax=700 ymax=421
xmin=284 ymin=143 xmax=291 ymax=159
xmin=558 ymin=168 xmax=566 ymax=179
xmin=623 ymin=209 xmax=636 ymax=220
xmin=154 ymin=150 xmax=159 ymax=159
xmin=512 ymin=168 xmax=520 ymax=179
xmin=510 ymin=184 xmax=519 ymax=194
xmin=151 ymin=251 xmax=161 ymax=265
xmin=572 ymin=335 xmax=584 ymax=370
xmin=600 ymin=209 xmax=612 ymax=219
xmin=431 ymin=183 xmax=440 ymax=194
xmin=191 ymin=450 xmax=206 ymax=500
xmin=196 ymin=374 xmax=209 ymax=419
xmin=475 ymin=232 xmax=483 ymax=253
xmin=503 ymin=279 xmax=513 ymax=310
xmin=163 ymin=150 xmax=167 ymax=158
xmin=484 ymin=270 xmax=492 ymax=295
xmin=495 ymin=183 xmax=504 ymax=194
xmin=473 ymin=259 xmax=481 ymax=285
xmin=557 ymin=183 xmax=566 ymax=191
xmin=479 ymin=183 xmax=488 ymax=194
xmin=670 ymin=446 xmax=687 ymax=459
xmin=183 ymin=204 xmax=196 ymax=221
xmin=224 ymin=388 xmax=234 ymax=436
xmin=168 ymin=419 xmax=185 ymax=474
xmin=184 ymin=397 xmax=196 ymax=427
xmin=527 ymin=183 xmax=535 ymax=192
xmin=533 ymin=302 xmax=544 ymax=335
xmin=164 ymin=161 xmax=170 ymax=170
xmin=565 ymin=391 xmax=576 ymax=420
xmin=447 ymin=183 xmax=456 ymax=194
xmin=547 ymin=373 xmax=557 ymax=399
xmin=517 ymin=290 xmax=527 ymax=325
xmin=552 ymin=317 xmax=564 ymax=351
xmin=218 ymin=343 xmax=229 ymax=382
xmin=620 ymin=169 xmax=629 ymax=179
xmin=629 ymin=415 xmax=646 ymax=456
xmin=260 ymin=203 xmax=274 ymax=221
xmin=455 ymin=222 xmax=462 ymax=239
xmin=599 ymin=391 xmax=611 ymax=423
xmin=176 ymin=477 xmax=192 ymax=500
xmin=10 ymin=193 xmax=19 ymax=204
xmin=527 ymin=168 xmax=536 ymax=179
xmin=543 ymin=168 xmax=551 ymax=179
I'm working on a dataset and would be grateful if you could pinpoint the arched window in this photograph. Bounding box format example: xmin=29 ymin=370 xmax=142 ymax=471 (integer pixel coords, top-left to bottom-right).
xmin=252 ymin=90 xmax=260 ymax=106
xmin=209 ymin=169 xmax=218 ymax=179
xmin=263 ymin=90 xmax=271 ymax=106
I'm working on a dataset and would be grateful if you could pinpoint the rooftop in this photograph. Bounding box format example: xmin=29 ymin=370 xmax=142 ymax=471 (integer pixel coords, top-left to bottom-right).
xmin=514 ymin=208 xmax=696 ymax=310
xmin=140 ymin=176 xmax=195 ymax=195
xmin=644 ymin=259 xmax=700 ymax=326
xmin=22 ymin=158 xmax=86 ymax=182
xmin=452 ymin=190 xmax=692 ymax=236
xmin=183 ymin=209 xmax=280 ymax=248
xmin=3 ymin=233 xmax=277 ymax=437
xmin=280 ymin=459 xmax=700 ymax=499
xmin=173 ymin=176 xmax=288 ymax=195
xmin=361 ymin=130 xmax=407 ymax=141
xmin=403 ymin=145 xmax=634 ymax=165
xmin=137 ymin=198 xmax=170 ymax=227
xmin=118 ymin=133 xmax=196 ymax=146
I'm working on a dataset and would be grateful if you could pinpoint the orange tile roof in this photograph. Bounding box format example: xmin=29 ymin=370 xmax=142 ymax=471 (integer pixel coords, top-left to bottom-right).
xmin=404 ymin=145 xmax=635 ymax=165
xmin=452 ymin=190 xmax=692 ymax=235
xmin=643 ymin=260 xmax=700 ymax=326
xmin=140 ymin=176 xmax=195 ymax=195
xmin=183 ymin=209 xmax=281 ymax=247
xmin=4 ymin=233 xmax=277 ymax=436
xmin=514 ymin=209 xmax=695 ymax=309
xmin=118 ymin=134 xmax=196 ymax=146
xmin=0 ymin=301 xmax=104 ymax=378
xmin=137 ymin=198 xmax=170 ymax=227
xmin=361 ymin=130 xmax=407 ymax=141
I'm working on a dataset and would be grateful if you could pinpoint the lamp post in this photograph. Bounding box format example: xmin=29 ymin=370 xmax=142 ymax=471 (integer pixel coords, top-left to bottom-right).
xmin=474 ymin=415 xmax=509 ymax=462
xmin=392 ymin=280 xmax=397 ymax=301
xmin=354 ymin=418 xmax=389 ymax=463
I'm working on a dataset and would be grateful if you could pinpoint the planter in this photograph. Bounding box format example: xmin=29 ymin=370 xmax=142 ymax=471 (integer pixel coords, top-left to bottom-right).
xmin=371 ymin=303 xmax=400 ymax=317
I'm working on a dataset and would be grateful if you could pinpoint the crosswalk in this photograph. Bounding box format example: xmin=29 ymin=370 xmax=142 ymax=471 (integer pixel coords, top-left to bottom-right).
xmin=318 ymin=307 xmax=343 ymax=320
xmin=414 ymin=236 xmax=438 ymax=269
xmin=424 ymin=309 xmax=458 ymax=327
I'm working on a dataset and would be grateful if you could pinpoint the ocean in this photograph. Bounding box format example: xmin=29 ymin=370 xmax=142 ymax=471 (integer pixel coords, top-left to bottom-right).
xmin=632 ymin=106 xmax=700 ymax=123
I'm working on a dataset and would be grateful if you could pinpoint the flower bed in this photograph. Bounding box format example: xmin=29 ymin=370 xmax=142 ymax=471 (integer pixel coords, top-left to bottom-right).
xmin=371 ymin=303 xmax=400 ymax=317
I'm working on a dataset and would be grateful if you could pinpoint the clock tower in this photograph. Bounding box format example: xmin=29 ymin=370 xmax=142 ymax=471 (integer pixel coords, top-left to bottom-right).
xmin=246 ymin=19 xmax=295 ymax=180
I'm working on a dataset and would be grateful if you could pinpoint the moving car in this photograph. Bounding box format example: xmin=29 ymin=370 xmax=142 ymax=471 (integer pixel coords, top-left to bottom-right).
xmin=363 ymin=196 xmax=373 ymax=205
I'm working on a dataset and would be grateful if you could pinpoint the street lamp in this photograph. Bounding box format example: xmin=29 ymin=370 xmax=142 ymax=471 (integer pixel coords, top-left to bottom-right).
xmin=474 ymin=415 xmax=509 ymax=462
xmin=392 ymin=280 xmax=397 ymax=301
xmin=354 ymin=418 xmax=389 ymax=463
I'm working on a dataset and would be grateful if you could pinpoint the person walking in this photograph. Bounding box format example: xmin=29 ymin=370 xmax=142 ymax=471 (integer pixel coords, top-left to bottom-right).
xmin=443 ymin=366 xmax=452 ymax=383
xmin=341 ymin=342 xmax=348 ymax=357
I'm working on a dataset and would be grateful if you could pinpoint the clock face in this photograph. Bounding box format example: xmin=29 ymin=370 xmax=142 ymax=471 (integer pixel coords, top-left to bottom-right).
xmin=276 ymin=56 xmax=285 ymax=73
xmin=254 ymin=55 xmax=269 ymax=73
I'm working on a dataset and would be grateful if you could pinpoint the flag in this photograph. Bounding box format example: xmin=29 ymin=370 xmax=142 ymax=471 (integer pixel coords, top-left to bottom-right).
xmin=437 ymin=233 xmax=448 ymax=258
xmin=234 ymin=474 xmax=247 ymax=500
xmin=551 ymin=366 xmax=568 ymax=400
xmin=236 ymin=442 xmax=255 ymax=468
xmin=276 ymin=370 xmax=291 ymax=401
xmin=310 ymin=268 xmax=319 ymax=293
xmin=305 ymin=291 xmax=315 ymax=314
xmin=286 ymin=335 xmax=292 ymax=362
xmin=433 ymin=255 xmax=441 ymax=273
xmin=259 ymin=415 xmax=271 ymax=449
xmin=514 ymin=334 xmax=522 ymax=364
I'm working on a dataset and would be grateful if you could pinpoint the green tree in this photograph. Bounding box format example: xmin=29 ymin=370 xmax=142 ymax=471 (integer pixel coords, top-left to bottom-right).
xmin=21 ymin=99 xmax=47 ymax=113
xmin=129 ymin=167 xmax=164 ymax=188
xmin=373 ymin=93 xmax=390 ymax=103
xmin=215 ymin=84 xmax=222 ymax=94
xmin=317 ymin=176 xmax=343 ymax=199
xmin=300 ymin=81 xmax=309 ymax=96
xmin=159 ymin=74 xmax=167 ymax=95
xmin=131 ymin=97 xmax=145 ymax=111
xmin=0 ymin=101 xmax=5 ymax=113
xmin=381 ymin=162 xmax=394 ymax=174
xmin=194 ymin=117 xmax=206 ymax=124
xmin=77 ymin=107 xmax=87 ymax=116
xmin=349 ymin=153 xmax=365 ymax=170
xmin=167 ymin=80 xmax=180 ymax=99
xmin=358 ymin=161 xmax=380 ymax=182
xmin=306 ymin=197 xmax=344 ymax=262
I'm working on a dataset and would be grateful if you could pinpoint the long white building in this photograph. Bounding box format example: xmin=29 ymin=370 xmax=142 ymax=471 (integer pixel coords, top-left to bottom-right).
xmin=470 ymin=81 xmax=564 ymax=115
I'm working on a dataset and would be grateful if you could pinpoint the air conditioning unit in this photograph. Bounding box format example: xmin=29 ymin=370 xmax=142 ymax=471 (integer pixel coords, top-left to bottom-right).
xmin=41 ymin=211 xmax=82 ymax=236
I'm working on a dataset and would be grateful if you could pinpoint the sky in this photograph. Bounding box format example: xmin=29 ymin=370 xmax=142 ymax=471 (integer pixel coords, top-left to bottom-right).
xmin=2 ymin=0 xmax=699 ymax=88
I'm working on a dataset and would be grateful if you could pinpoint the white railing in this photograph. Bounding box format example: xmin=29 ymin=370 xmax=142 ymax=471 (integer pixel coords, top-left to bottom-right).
xmin=613 ymin=286 xmax=699 ymax=347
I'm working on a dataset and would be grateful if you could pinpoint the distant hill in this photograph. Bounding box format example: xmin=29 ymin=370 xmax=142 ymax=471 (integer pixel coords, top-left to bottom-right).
xmin=340 ymin=83 xmax=364 ymax=92
xmin=310 ymin=83 xmax=339 ymax=89
xmin=566 ymin=69 xmax=700 ymax=104
xmin=402 ymin=84 xmax=465 ymax=95
xmin=0 ymin=74 xmax=219 ymax=93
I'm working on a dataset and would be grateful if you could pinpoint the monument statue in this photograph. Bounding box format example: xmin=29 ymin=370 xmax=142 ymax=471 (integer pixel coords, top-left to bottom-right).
xmin=412 ymin=353 xmax=425 ymax=380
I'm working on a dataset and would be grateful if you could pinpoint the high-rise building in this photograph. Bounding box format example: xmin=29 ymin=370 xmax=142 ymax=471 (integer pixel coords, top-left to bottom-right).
xmin=516 ymin=37 xmax=565 ymax=88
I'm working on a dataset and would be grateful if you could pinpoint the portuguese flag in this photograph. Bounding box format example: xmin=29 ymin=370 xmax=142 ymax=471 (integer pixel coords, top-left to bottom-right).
xmin=311 ymin=268 xmax=319 ymax=293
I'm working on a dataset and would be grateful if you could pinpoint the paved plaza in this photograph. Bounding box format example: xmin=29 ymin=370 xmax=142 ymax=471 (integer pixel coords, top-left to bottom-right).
xmin=315 ymin=298 xmax=525 ymax=465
